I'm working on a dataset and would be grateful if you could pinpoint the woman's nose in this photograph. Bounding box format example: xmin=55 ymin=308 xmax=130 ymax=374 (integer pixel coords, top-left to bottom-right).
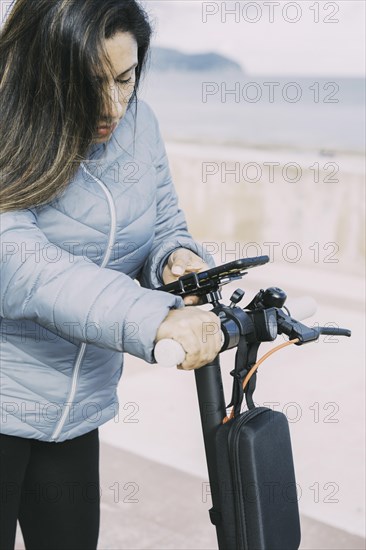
xmin=107 ymin=83 xmax=133 ymax=120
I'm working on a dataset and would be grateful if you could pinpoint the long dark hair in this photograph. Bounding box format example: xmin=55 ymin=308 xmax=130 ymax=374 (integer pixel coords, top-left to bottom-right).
xmin=0 ymin=0 xmax=152 ymax=212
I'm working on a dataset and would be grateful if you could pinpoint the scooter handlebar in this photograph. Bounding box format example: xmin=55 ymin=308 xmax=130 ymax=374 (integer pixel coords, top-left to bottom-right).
xmin=154 ymin=296 xmax=318 ymax=368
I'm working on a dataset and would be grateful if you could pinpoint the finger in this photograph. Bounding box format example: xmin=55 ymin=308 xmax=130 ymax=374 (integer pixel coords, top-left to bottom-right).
xmin=186 ymin=257 xmax=207 ymax=268
xmin=176 ymin=331 xmax=203 ymax=371
xmin=183 ymin=295 xmax=201 ymax=306
xmin=182 ymin=264 xmax=207 ymax=274
xmin=169 ymin=249 xmax=192 ymax=276
xmin=171 ymin=263 xmax=186 ymax=277
xmin=203 ymin=316 xmax=222 ymax=362
xmin=211 ymin=313 xmax=223 ymax=355
xmin=204 ymin=335 xmax=216 ymax=363
xmin=170 ymin=249 xmax=206 ymax=277
xmin=172 ymin=259 xmax=207 ymax=280
xmin=184 ymin=254 xmax=207 ymax=271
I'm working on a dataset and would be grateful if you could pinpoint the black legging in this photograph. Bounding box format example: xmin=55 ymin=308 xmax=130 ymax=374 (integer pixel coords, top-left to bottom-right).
xmin=0 ymin=428 xmax=100 ymax=550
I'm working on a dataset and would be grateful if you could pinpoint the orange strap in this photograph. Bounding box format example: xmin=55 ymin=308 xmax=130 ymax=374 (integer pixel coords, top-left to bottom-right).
xmin=222 ymin=338 xmax=300 ymax=424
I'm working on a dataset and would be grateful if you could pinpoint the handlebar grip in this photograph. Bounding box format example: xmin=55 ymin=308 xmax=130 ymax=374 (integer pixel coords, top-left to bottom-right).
xmin=154 ymin=339 xmax=186 ymax=368
xmin=154 ymin=297 xmax=317 ymax=368
xmin=319 ymin=327 xmax=351 ymax=337
xmin=154 ymin=331 xmax=225 ymax=368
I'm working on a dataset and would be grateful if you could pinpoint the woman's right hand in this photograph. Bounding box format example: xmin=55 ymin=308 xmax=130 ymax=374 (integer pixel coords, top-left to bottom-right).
xmin=155 ymin=307 xmax=222 ymax=370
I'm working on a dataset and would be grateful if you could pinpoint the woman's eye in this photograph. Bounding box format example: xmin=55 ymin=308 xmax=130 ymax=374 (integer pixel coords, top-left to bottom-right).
xmin=117 ymin=77 xmax=132 ymax=85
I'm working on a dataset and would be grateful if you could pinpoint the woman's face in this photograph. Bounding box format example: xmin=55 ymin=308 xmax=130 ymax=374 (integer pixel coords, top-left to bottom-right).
xmin=93 ymin=31 xmax=138 ymax=143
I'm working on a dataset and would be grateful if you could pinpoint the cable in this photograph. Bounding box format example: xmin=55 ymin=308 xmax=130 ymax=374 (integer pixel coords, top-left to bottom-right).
xmin=222 ymin=338 xmax=300 ymax=424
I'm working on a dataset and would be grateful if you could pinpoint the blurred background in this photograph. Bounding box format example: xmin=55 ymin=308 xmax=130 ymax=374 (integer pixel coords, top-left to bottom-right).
xmin=2 ymin=0 xmax=363 ymax=548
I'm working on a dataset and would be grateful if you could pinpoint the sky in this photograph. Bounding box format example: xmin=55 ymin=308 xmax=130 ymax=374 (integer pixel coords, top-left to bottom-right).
xmin=143 ymin=0 xmax=366 ymax=77
xmin=1 ymin=0 xmax=364 ymax=77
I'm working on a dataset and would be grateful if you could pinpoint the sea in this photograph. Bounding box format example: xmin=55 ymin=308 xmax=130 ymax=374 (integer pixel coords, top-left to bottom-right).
xmin=140 ymin=70 xmax=365 ymax=156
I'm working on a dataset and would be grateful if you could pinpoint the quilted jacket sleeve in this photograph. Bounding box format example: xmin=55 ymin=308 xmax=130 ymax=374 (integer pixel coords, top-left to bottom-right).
xmin=0 ymin=209 xmax=184 ymax=362
xmin=137 ymin=105 xmax=215 ymax=290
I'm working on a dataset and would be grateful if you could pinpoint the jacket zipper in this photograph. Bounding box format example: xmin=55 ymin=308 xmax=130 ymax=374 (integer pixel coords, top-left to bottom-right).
xmin=51 ymin=163 xmax=117 ymax=441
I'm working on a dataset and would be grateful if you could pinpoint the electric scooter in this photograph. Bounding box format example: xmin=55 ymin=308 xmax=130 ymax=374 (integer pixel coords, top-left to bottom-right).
xmin=154 ymin=256 xmax=351 ymax=550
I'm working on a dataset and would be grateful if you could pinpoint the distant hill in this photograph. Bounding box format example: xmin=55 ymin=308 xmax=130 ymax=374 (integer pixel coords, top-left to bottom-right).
xmin=150 ymin=47 xmax=244 ymax=73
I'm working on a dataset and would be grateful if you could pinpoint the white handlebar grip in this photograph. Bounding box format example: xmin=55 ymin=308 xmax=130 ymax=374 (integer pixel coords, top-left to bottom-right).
xmin=285 ymin=296 xmax=317 ymax=321
xmin=154 ymin=332 xmax=225 ymax=368
xmin=154 ymin=339 xmax=186 ymax=368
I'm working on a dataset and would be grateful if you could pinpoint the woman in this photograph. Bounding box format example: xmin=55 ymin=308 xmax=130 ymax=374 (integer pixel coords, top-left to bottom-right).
xmin=0 ymin=1 xmax=222 ymax=548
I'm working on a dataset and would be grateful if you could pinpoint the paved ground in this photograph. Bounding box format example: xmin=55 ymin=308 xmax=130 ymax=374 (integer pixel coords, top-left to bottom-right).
xmin=15 ymin=440 xmax=365 ymax=550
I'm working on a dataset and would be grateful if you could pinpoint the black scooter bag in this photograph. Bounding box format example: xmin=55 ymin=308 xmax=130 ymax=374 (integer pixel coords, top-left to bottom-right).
xmin=209 ymin=406 xmax=301 ymax=550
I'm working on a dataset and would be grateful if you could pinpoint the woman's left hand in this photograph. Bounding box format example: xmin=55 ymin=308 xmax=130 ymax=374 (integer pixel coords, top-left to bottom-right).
xmin=162 ymin=248 xmax=209 ymax=305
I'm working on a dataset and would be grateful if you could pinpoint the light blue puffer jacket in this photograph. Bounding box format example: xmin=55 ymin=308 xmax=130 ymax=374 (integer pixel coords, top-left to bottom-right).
xmin=0 ymin=100 xmax=213 ymax=442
